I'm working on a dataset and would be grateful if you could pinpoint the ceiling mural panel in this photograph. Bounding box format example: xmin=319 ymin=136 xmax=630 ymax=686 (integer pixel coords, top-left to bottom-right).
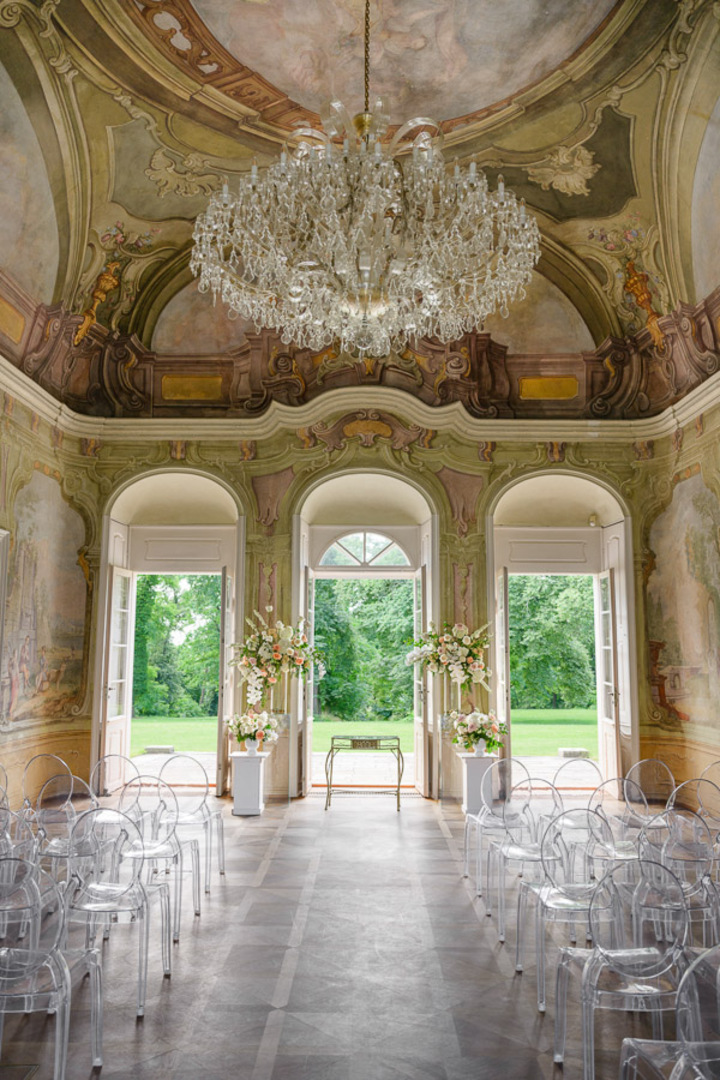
xmin=692 ymin=93 xmax=720 ymax=304
xmin=192 ymin=0 xmax=618 ymax=124
xmin=0 ymin=60 xmax=59 ymax=305
xmin=484 ymin=274 xmax=594 ymax=355
xmin=152 ymin=279 xmax=252 ymax=354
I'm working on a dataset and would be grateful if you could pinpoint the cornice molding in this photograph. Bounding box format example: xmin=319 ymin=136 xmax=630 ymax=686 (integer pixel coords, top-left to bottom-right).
xmin=3 ymin=346 xmax=719 ymax=448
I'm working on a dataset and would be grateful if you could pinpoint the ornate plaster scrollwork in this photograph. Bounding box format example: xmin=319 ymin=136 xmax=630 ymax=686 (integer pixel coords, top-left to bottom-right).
xmin=525 ymin=144 xmax=600 ymax=196
xmin=297 ymin=410 xmax=434 ymax=453
xmin=144 ymin=148 xmax=221 ymax=199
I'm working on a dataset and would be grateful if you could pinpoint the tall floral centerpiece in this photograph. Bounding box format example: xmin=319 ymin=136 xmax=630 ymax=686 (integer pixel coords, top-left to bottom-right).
xmin=406 ymin=622 xmax=490 ymax=712
xmin=231 ymin=608 xmax=324 ymax=712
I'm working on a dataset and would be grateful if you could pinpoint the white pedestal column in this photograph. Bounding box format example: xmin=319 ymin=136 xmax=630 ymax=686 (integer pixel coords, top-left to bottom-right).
xmin=459 ymin=752 xmax=496 ymax=815
xmin=231 ymin=751 xmax=269 ymax=816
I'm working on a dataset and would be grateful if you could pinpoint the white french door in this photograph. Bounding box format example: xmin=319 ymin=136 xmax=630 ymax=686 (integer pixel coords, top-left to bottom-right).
xmin=99 ymin=566 xmax=135 ymax=791
xmin=413 ymin=566 xmax=429 ymax=796
xmin=300 ymin=567 xmax=315 ymax=796
xmin=495 ymin=567 xmax=511 ymax=763
xmin=216 ymin=565 xmax=236 ymax=795
xmin=595 ymin=569 xmax=620 ymax=780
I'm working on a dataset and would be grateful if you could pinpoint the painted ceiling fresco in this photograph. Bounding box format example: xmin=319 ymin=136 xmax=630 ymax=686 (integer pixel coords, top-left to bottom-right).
xmin=0 ymin=0 xmax=717 ymax=419
xmin=192 ymin=0 xmax=617 ymax=123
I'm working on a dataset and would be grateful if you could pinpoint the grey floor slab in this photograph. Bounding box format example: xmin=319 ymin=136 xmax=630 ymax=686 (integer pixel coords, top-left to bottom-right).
xmin=2 ymin=794 xmax=645 ymax=1079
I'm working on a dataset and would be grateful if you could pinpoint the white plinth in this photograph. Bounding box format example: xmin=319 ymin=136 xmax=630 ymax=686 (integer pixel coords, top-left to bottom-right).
xmin=231 ymin=751 xmax=269 ymax=816
xmin=459 ymin=752 xmax=496 ymax=815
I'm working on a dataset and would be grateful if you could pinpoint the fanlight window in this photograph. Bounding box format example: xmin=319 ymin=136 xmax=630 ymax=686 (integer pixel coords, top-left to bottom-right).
xmin=319 ymin=531 xmax=410 ymax=568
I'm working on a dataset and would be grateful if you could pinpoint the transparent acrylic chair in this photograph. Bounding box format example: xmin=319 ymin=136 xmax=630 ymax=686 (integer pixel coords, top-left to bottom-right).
xmin=20 ymin=755 xmax=72 ymax=824
xmin=158 ymin=753 xmax=226 ymax=894
xmin=66 ymin=806 xmax=171 ymax=1017
xmin=638 ymin=808 xmax=720 ymax=948
xmin=0 ymin=857 xmax=102 ymax=1080
xmin=619 ymin=941 xmax=720 ymax=1079
xmin=552 ymin=758 xmax=604 ymax=806
xmin=486 ymin=777 xmax=564 ymax=941
xmin=515 ymin=807 xmax=617 ymax=1012
xmin=554 ymin=859 xmax=691 ymax=1080
xmin=463 ymin=757 xmax=531 ymax=897
xmin=89 ymin=753 xmax=140 ymax=798
xmin=626 ymin=759 xmax=677 ymax=813
xmin=118 ymin=774 xmax=201 ymax=942
xmin=36 ymin=776 xmax=98 ymax=885
xmin=588 ymin=777 xmax=647 ymax=868
xmin=668 ymin=778 xmax=720 ymax=836
xmin=0 ymin=809 xmax=36 ymax=860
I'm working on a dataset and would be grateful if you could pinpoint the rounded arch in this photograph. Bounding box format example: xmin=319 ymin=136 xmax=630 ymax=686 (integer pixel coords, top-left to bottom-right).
xmin=295 ymin=468 xmax=437 ymax=526
xmin=106 ymin=468 xmax=245 ymax=525
xmin=488 ymin=469 xmax=629 ymax=526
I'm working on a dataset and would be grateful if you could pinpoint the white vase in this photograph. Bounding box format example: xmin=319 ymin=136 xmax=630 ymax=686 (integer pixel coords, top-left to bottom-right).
xmin=245 ymin=738 xmax=259 ymax=756
xmin=473 ymin=743 xmax=487 ymax=757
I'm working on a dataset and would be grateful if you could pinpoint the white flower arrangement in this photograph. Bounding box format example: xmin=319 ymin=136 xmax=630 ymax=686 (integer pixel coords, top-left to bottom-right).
xmin=449 ymin=709 xmax=506 ymax=753
xmin=227 ymin=710 xmax=279 ymax=745
xmin=232 ymin=608 xmax=325 ymax=706
xmin=406 ymin=621 xmax=490 ymax=691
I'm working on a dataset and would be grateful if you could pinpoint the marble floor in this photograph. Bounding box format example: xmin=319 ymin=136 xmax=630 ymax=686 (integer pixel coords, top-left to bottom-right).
xmin=1 ymin=795 xmax=652 ymax=1079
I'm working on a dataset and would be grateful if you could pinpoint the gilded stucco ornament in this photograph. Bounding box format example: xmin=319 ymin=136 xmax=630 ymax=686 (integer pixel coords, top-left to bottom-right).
xmin=144 ymin=148 xmax=221 ymax=199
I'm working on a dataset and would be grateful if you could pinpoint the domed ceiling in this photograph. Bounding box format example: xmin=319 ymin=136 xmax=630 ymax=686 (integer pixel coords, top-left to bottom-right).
xmin=0 ymin=0 xmax=718 ymax=421
xmin=188 ymin=0 xmax=618 ymax=125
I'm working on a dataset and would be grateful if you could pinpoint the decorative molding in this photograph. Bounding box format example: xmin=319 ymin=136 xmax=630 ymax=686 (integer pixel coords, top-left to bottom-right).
xmin=525 ymin=144 xmax=600 ymax=196
xmin=435 ymin=467 xmax=484 ymax=538
xmin=144 ymin=148 xmax=221 ymax=199
xmin=633 ymin=440 xmax=654 ymax=461
xmin=545 ymin=441 xmax=567 ymax=463
xmin=251 ymin=467 xmax=295 ymax=532
xmin=297 ymin=411 xmax=434 ymax=453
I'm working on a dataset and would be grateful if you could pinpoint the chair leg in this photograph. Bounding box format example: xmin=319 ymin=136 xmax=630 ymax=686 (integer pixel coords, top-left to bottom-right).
xmin=137 ymin=903 xmax=149 ymax=1017
xmin=204 ymin=819 xmax=212 ymax=895
xmin=515 ymin=881 xmax=528 ymax=972
xmin=554 ymin=950 xmax=570 ymax=1063
xmin=498 ymin=855 xmax=507 ymax=942
xmin=536 ymin=898 xmax=546 ymax=1012
xmin=463 ymin=816 xmax=471 ymax=879
xmin=582 ymin=997 xmax=595 ymax=1080
xmin=486 ymin=845 xmax=494 ymax=917
xmin=475 ymin=822 xmax=484 ymax=897
xmin=191 ymin=840 xmax=201 ymax=917
xmin=89 ymin=952 xmax=103 ymax=1067
xmin=216 ymin=812 xmax=226 ymax=876
xmin=172 ymin=851 xmax=183 ymax=943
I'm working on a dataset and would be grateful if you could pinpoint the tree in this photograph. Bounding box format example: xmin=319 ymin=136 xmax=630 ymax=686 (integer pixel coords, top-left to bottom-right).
xmin=132 ymin=574 xmax=221 ymax=717
xmin=314 ymin=577 xmax=414 ymax=721
xmin=508 ymin=575 xmax=596 ymax=709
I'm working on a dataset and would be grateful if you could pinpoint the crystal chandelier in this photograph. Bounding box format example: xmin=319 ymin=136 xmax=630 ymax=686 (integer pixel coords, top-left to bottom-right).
xmin=191 ymin=1 xmax=541 ymax=357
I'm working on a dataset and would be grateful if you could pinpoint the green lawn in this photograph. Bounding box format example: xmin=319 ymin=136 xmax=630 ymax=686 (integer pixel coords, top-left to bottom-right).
xmin=509 ymin=708 xmax=598 ymax=758
xmin=130 ymin=708 xmax=598 ymax=759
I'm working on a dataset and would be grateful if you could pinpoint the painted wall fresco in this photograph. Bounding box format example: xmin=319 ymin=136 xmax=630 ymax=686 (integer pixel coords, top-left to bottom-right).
xmin=692 ymin=94 xmax=720 ymax=303
xmin=2 ymin=472 xmax=86 ymax=725
xmin=152 ymin=280 xmax=252 ymax=354
xmin=193 ymin=0 xmax=615 ymax=123
xmin=484 ymin=272 xmax=595 ymax=354
xmin=646 ymin=470 xmax=720 ymax=740
xmin=0 ymin=62 xmax=59 ymax=305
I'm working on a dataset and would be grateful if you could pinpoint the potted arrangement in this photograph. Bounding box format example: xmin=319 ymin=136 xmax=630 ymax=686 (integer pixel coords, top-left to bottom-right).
xmin=449 ymin=709 xmax=506 ymax=755
xmin=227 ymin=710 xmax=279 ymax=755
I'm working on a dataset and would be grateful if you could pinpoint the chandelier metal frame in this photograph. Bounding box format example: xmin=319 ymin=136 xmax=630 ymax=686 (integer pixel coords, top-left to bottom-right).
xmin=191 ymin=1 xmax=541 ymax=357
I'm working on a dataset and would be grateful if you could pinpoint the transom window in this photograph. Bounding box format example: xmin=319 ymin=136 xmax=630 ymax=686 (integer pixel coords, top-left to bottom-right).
xmin=319 ymin=531 xmax=411 ymax=568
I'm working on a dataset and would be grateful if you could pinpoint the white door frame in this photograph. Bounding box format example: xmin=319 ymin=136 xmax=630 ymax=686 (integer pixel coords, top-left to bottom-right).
xmin=91 ymin=518 xmax=245 ymax=776
xmin=487 ymin=511 xmax=639 ymax=771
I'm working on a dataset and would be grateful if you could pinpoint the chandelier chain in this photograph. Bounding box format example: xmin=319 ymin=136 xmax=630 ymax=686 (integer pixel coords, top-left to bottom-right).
xmin=364 ymin=0 xmax=370 ymax=116
xmin=190 ymin=1 xmax=542 ymax=357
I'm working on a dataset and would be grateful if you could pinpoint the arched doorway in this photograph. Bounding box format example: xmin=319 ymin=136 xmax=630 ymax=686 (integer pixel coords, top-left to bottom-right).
xmin=487 ymin=472 xmax=638 ymax=781
xmin=292 ymin=473 xmax=439 ymax=798
xmin=93 ymin=471 xmax=245 ymax=795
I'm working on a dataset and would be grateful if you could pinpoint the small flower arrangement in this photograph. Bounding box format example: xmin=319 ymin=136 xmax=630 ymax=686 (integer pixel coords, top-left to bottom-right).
xmin=232 ymin=608 xmax=325 ymax=706
xmin=227 ymin=710 xmax=279 ymax=746
xmin=449 ymin=709 xmax=506 ymax=753
xmin=406 ymin=621 xmax=490 ymax=690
